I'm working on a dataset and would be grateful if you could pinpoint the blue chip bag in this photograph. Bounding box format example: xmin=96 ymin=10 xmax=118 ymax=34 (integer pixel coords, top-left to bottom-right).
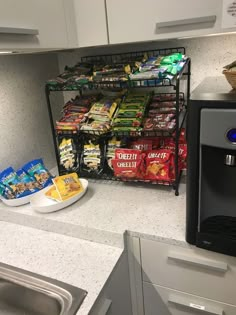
xmin=16 ymin=169 xmax=41 ymax=193
xmin=22 ymin=159 xmax=53 ymax=188
xmin=0 ymin=183 xmax=15 ymax=199
xmin=0 ymin=167 xmax=31 ymax=198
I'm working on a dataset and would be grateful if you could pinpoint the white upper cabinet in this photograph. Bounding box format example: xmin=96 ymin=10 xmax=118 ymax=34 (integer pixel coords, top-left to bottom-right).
xmin=65 ymin=0 xmax=108 ymax=48
xmin=106 ymin=0 xmax=223 ymax=44
xmin=0 ymin=0 xmax=68 ymax=50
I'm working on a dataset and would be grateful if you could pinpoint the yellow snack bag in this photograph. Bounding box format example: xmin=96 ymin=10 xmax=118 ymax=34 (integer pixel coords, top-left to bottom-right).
xmin=45 ymin=185 xmax=61 ymax=202
xmin=52 ymin=173 xmax=84 ymax=201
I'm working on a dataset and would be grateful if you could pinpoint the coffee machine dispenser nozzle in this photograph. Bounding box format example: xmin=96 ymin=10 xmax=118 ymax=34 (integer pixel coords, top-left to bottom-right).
xmin=224 ymin=154 xmax=236 ymax=166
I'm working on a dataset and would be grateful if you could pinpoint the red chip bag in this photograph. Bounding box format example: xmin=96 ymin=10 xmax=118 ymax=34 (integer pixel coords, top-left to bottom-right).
xmin=179 ymin=143 xmax=187 ymax=170
xmin=129 ymin=139 xmax=153 ymax=151
xmin=145 ymin=149 xmax=172 ymax=181
xmin=113 ymin=149 xmax=145 ymax=179
xmin=179 ymin=128 xmax=186 ymax=144
xmin=115 ymin=149 xmax=143 ymax=160
xmin=112 ymin=159 xmax=144 ymax=179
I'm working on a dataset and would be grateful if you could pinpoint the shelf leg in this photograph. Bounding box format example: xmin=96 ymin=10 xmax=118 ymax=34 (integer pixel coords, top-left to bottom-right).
xmin=45 ymin=86 xmax=60 ymax=172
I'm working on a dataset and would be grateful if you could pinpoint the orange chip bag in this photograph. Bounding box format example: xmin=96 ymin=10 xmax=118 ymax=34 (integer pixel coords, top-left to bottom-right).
xmin=52 ymin=173 xmax=84 ymax=201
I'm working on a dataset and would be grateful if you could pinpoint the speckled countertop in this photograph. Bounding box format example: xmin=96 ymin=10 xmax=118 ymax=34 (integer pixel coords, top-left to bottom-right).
xmin=0 ymin=221 xmax=122 ymax=315
xmin=0 ymin=179 xmax=186 ymax=248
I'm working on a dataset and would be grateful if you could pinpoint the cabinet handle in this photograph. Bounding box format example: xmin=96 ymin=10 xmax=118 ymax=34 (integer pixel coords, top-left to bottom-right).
xmin=168 ymin=251 xmax=228 ymax=272
xmin=156 ymin=15 xmax=216 ymax=29
xmin=168 ymin=294 xmax=223 ymax=315
xmin=0 ymin=27 xmax=39 ymax=35
xmin=97 ymin=298 xmax=112 ymax=315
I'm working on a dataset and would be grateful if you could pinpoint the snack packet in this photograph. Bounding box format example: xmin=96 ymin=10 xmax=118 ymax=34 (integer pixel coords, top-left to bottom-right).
xmin=129 ymin=139 xmax=153 ymax=151
xmin=22 ymin=159 xmax=53 ymax=188
xmin=82 ymin=141 xmax=102 ymax=173
xmin=45 ymin=185 xmax=61 ymax=202
xmin=59 ymin=138 xmax=78 ymax=171
xmin=112 ymin=149 xmax=145 ymax=179
xmin=16 ymin=169 xmax=41 ymax=193
xmin=106 ymin=137 xmax=121 ymax=170
xmin=145 ymin=149 xmax=172 ymax=181
xmin=52 ymin=173 xmax=84 ymax=201
xmin=0 ymin=167 xmax=31 ymax=198
xmin=0 ymin=183 xmax=15 ymax=200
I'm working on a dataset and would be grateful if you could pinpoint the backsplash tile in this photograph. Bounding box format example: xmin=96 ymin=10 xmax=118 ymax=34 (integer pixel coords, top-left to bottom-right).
xmin=0 ymin=53 xmax=60 ymax=171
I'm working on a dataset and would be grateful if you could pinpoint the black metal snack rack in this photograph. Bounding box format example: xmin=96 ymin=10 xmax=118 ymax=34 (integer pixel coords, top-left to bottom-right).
xmin=45 ymin=46 xmax=191 ymax=195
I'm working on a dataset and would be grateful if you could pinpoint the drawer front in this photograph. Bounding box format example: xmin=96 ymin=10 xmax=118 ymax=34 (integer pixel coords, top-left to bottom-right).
xmin=141 ymin=239 xmax=236 ymax=305
xmin=143 ymin=282 xmax=236 ymax=315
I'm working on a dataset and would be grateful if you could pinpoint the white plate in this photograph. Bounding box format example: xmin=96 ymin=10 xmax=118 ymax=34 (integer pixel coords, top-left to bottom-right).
xmin=30 ymin=178 xmax=88 ymax=213
xmin=0 ymin=191 xmax=39 ymax=207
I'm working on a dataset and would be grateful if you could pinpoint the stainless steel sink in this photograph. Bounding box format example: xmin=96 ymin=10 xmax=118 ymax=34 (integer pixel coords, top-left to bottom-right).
xmin=0 ymin=262 xmax=87 ymax=315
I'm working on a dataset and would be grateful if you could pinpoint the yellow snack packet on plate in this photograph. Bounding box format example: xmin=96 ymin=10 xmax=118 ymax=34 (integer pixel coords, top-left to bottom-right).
xmin=45 ymin=186 xmax=61 ymax=202
xmin=52 ymin=173 xmax=84 ymax=201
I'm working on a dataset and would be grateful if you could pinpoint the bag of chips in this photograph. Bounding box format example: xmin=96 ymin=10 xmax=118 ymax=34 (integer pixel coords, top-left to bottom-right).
xmin=45 ymin=186 xmax=61 ymax=202
xmin=112 ymin=149 xmax=145 ymax=179
xmin=145 ymin=149 xmax=172 ymax=181
xmin=129 ymin=139 xmax=153 ymax=151
xmin=0 ymin=183 xmax=15 ymax=199
xmin=52 ymin=173 xmax=84 ymax=201
xmin=16 ymin=169 xmax=41 ymax=193
xmin=59 ymin=138 xmax=78 ymax=171
xmin=106 ymin=137 xmax=121 ymax=170
xmin=0 ymin=167 xmax=31 ymax=198
xmin=81 ymin=141 xmax=103 ymax=173
xmin=22 ymin=159 xmax=53 ymax=188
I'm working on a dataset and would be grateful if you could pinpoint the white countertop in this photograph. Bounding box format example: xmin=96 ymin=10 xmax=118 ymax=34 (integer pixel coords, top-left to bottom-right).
xmin=0 ymin=221 xmax=122 ymax=315
xmin=0 ymin=179 xmax=186 ymax=248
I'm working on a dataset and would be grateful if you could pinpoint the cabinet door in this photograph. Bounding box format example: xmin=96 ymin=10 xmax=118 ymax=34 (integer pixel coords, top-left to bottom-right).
xmin=65 ymin=0 xmax=108 ymax=48
xmin=143 ymin=282 xmax=236 ymax=315
xmin=106 ymin=0 xmax=222 ymax=44
xmin=0 ymin=0 xmax=68 ymax=50
xmin=90 ymin=252 xmax=132 ymax=315
xmin=141 ymin=239 xmax=236 ymax=305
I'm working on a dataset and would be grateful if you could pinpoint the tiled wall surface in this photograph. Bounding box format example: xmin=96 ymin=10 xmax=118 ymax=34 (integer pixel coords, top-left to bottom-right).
xmin=58 ymin=33 xmax=236 ymax=90
xmin=0 ymin=53 xmax=60 ymax=171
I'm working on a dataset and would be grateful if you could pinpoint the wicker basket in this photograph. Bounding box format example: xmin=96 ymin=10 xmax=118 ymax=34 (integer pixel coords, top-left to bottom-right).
xmin=223 ymin=69 xmax=236 ymax=89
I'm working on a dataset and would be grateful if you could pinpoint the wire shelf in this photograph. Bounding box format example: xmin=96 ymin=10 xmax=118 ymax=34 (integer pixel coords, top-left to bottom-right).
xmin=81 ymin=47 xmax=186 ymax=64
xmin=45 ymin=46 xmax=191 ymax=196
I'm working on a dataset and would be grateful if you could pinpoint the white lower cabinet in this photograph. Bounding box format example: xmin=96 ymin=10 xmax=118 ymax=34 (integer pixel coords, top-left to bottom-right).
xmin=141 ymin=239 xmax=236 ymax=305
xmin=143 ymin=282 xmax=236 ymax=315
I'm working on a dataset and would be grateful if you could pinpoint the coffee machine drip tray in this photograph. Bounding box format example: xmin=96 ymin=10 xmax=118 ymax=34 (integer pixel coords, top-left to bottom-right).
xmin=197 ymin=216 xmax=236 ymax=256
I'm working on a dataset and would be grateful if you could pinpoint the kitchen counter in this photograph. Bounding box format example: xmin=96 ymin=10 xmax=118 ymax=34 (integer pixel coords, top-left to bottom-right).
xmin=0 ymin=221 xmax=122 ymax=315
xmin=0 ymin=179 xmax=186 ymax=248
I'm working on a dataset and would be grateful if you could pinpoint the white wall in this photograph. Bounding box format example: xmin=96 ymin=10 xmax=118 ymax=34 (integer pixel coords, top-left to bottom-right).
xmin=0 ymin=53 xmax=60 ymax=171
xmin=58 ymin=33 xmax=236 ymax=91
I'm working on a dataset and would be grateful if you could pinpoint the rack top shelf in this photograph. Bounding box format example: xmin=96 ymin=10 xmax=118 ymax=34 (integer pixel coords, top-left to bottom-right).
xmin=45 ymin=47 xmax=190 ymax=92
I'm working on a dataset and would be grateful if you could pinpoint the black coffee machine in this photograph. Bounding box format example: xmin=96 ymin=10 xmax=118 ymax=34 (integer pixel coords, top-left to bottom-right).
xmin=186 ymin=76 xmax=236 ymax=257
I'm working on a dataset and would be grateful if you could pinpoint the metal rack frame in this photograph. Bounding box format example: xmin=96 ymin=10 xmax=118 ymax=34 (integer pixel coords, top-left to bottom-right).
xmin=45 ymin=47 xmax=191 ymax=196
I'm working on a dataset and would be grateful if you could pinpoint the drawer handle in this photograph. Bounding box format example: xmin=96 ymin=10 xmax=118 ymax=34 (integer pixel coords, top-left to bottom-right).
xmin=97 ymin=298 xmax=112 ymax=315
xmin=168 ymin=294 xmax=223 ymax=315
xmin=0 ymin=27 xmax=39 ymax=35
xmin=168 ymin=252 xmax=228 ymax=272
xmin=156 ymin=15 xmax=216 ymax=29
